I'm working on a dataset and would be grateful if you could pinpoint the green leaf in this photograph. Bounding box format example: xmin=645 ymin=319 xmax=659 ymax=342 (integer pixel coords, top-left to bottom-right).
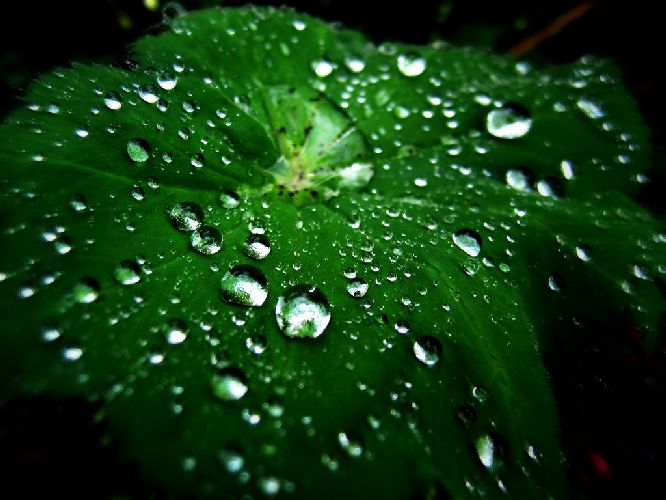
xmin=1 ymin=6 xmax=664 ymax=498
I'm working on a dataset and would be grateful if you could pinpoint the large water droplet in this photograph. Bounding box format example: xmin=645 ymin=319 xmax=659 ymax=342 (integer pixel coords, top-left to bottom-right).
xmin=114 ymin=260 xmax=141 ymax=285
xmin=244 ymin=234 xmax=271 ymax=260
xmin=212 ymin=366 xmax=248 ymax=401
xmin=453 ymin=229 xmax=482 ymax=257
xmin=397 ymin=53 xmax=426 ymax=77
xmin=486 ymin=104 xmax=532 ymax=139
xmin=220 ymin=265 xmax=268 ymax=307
xmin=73 ymin=278 xmax=100 ymax=304
xmin=413 ymin=336 xmax=442 ymax=366
xmin=276 ymin=285 xmax=331 ymax=339
xmin=191 ymin=226 xmax=222 ymax=255
xmin=126 ymin=138 xmax=151 ymax=162
xmin=169 ymin=202 xmax=204 ymax=231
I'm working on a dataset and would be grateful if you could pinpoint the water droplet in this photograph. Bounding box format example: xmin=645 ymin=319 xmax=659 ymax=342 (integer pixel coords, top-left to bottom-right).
xmin=476 ymin=434 xmax=502 ymax=470
xmin=126 ymin=139 xmax=150 ymax=162
xmin=165 ymin=318 xmax=188 ymax=344
xmin=73 ymin=278 xmax=100 ymax=304
xmin=169 ymin=202 xmax=204 ymax=231
xmin=345 ymin=55 xmax=365 ymax=73
xmin=212 ymin=366 xmax=248 ymax=401
xmin=219 ymin=446 xmax=245 ymax=473
xmin=220 ymin=265 xmax=268 ymax=307
xmin=63 ymin=346 xmax=83 ymax=361
xmin=190 ymin=152 xmax=204 ymax=168
xmin=453 ymin=229 xmax=482 ymax=257
xmin=69 ymin=194 xmax=88 ymax=212
xmin=346 ymin=278 xmax=368 ymax=298
xmin=138 ymin=85 xmax=159 ymax=103
xmin=312 ymin=59 xmax=334 ymax=77
xmin=575 ymin=245 xmax=591 ymax=262
xmin=276 ymin=285 xmax=331 ymax=339
xmin=114 ymin=260 xmax=141 ymax=285
xmin=104 ymin=91 xmax=123 ymax=110
xmin=244 ymin=234 xmax=271 ymax=260
xmin=191 ymin=226 xmax=222 ymax=255
xmin=246 ymin=334 xmax=267 ymax=355
xmin=219 ymin=190 xmax=240 ymax=209
xmin=397 ymin=53 xmax=426 ymax=77
xmin=472 ymin=385 xmax=489 ymax=403
xmin=577 ymin=97 xmax=605 ymax=119
xmin=157 ymin=72 xmax=178 ymax=90
xmin=343 ymin=267 xmax=356 ymax=279
xmin=505 ymin=169 xmax=531 ymax=191
xmin=486 ymin=104 xmax=532 ymax=139
xmin=413 ymin=336 xmax=442 ymax=366
xmin=259 ymin=476 xmax=281 ymax=496
xmin=338 ymin=431 xmax=363 ymax=458
xmin=395 ymin=320 xmax=410 ymax=335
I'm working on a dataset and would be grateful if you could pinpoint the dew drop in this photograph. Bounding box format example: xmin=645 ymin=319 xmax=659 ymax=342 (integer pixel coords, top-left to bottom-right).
xmin=453 ymin=229 xmax=482 ymax=257
xmin=165 ymin=318 xmax=188 ymax=345
xmin=126 ymin=138 xmax=151 ymax=162
xmin=486 ymin=104 xmax=532 ymax=139
xmin=138 ymin=85 xmax=159 ymax=103
xmin=157 ymin=72 xmax=178 ymax=90
xmin=505 ymin=169 xmax=531 ymax=191
xmin=244 ymin=234 xmax=271 ymax=260
xmin=337 ymin=431 xmax=363 ymax=458
xmin=73 ymin=278 xmax=100 ymax=304
xmin=191 ymin=226 xmax=222 ymax=255
xmin=397 ymin=53 xmax=426 ymax=77
xmin=312 ymin=59 xmax=334 ymax=77
xmin=219 ymin=190 xmax=240 ymax=209
xmin=246 ymin=334 xmax=267 ymax=355
xmin=476 ymin=434 xmax=502 ymax=470
xmin=220 ymin=265 xmax=268 ymax=307
xmin=114 ymin=260 xmax=141 ymax=285
xmin=276 ymin=285 xmax=331 ymax=339
xmin=413 ymin=335 xmax=442 ymax=366
xmin=169 ymin=202 xmax=204 ymax=231
xmin=346 ymin=278 xmax=369 ymax=298
xmin=212 ymin=366 xmax=248 ymax=401
xmin=104 ymin=91 xmax=123 ymax=110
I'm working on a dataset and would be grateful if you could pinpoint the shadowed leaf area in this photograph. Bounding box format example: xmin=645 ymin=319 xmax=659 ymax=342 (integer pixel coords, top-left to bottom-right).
xmin=1 ymin=6 xmax=664 ymax=499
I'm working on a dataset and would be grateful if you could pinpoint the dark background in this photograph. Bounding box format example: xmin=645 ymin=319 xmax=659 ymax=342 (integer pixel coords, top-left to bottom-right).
xmin=1 ymin=1 xmax=665 ymax=498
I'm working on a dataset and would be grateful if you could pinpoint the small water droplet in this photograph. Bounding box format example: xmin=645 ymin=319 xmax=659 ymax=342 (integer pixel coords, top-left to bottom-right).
xmin=169 ymin=202 xmax=204 ymax=231
xmin=476 ymin=434 xmax=502 ymax=470
xmin=220 ymin=265 xmax=268 ymax=307
xmin=276 ymin=285 xmax=331 ymax=339
xmin=413 ymin=336 xmax=442 ymax=366
xmin=104 ymin=91 xmax=123 ymax=110
xmin=397 ymin=53 xmax=426 ymax=77
xmin=69 ymin=194 xmax=88 ymax=212
xmin=73 ymin=278 xmax=100 ymax=304
xmin=346 ymin=278 xmax=368 ymax=298
xmin=246 ymin=334 xmax=267 ymax=355
xmin=191 ymin=226 xmax=222 ymax=255
xmin=453 ymin=229 xmax=482 ymax=257
xmin=138 ymin=85 xmax=159 ymax=103
xmin=212 ymin=366 xmax=248 ymax=401
xmin=312 ymin=59 xmax=334 ymax=77
xmin=219 ymin=190 xmax=240 ymax=209
xmin=127 ymin=139 xmax=151 ymax=162
xmin=338 ymin=431 xmax=363 ymax=458
xmin=165 ymin=318 xmax=188 ymax=344
xmin=244 ymin=234 xmax=271 ymax=260
xmin=395 ymin=320 xmax=410 ymax=335
xmin=506 ymin=169 xmax=531 ymax=191
xmin=114 ymin=260 xmax=141 ymax=285
xmin=575 ymin=245 xmax=591 ymax=262
xmin=157 ymin=72 xmax=178 ymax=90
xmin=486 ymin=104 xmax=532 ymax=139
xmin=219 ymin=446 xmax=245 ymax=473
